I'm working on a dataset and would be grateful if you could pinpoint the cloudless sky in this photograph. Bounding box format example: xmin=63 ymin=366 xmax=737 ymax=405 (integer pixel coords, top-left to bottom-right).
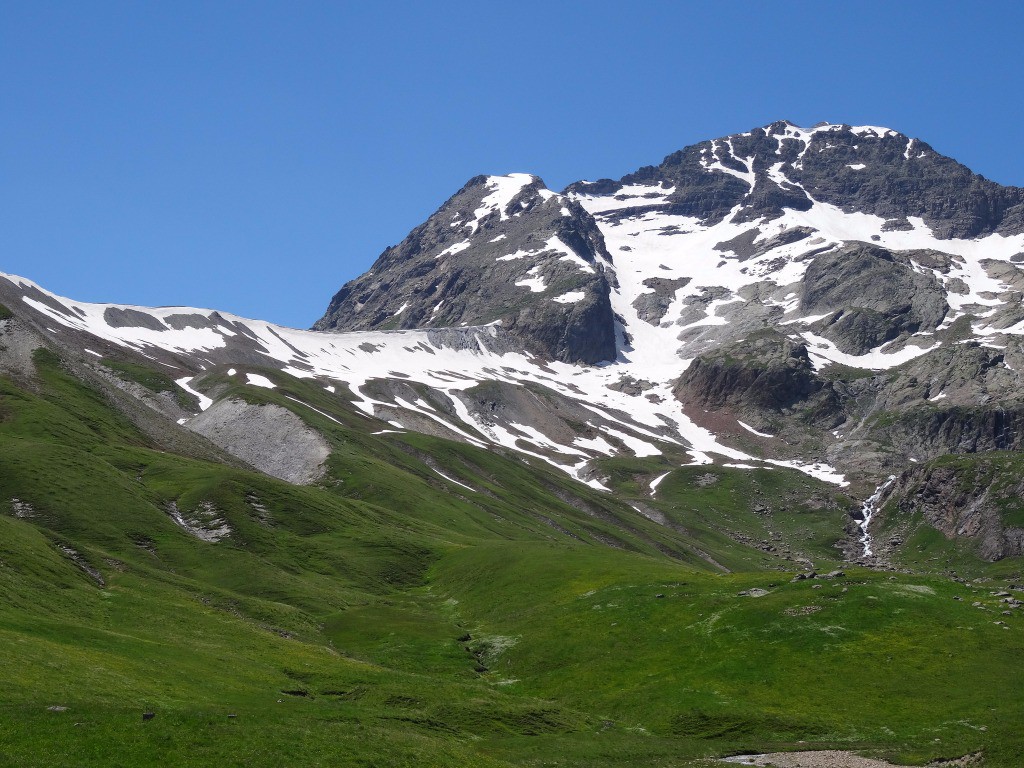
xmin=2 ymin=1 xmax=1023 ymax=328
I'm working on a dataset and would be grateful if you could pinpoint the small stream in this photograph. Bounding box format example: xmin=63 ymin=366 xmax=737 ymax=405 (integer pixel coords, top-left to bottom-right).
xmin=857 ymin=475 xmax=896 ymax=557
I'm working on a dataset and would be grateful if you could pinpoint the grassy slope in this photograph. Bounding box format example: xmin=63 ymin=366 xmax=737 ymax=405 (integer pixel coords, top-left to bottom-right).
xmin=1 ymin=349 xmax=1023 ymax=765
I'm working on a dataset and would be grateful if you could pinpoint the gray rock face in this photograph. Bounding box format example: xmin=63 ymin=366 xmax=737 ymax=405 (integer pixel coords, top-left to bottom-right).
xmin=849 ymin=342 xmax=1024 ymax=461
xmin=314 ymin=174 xmax=618 ymax=364
xmin=801 ymin=244 xmax=949 ymax=354
xmin=714 ymin=226 xmax=815 ymax=261
xmin=786 ymin=126 xmax=1024 ymax=239
xmin=887 ymin=458 xmax=1024 ymax=561
xmin=674 ymin=331 xmax=831 ymax=413
xmin=103 ymin=307 xmax=168 ymax=331
xmin=888 ymin=405 xmax=1024 ymax=457
xmin=632 ymin=277 xmax=691 ymax=325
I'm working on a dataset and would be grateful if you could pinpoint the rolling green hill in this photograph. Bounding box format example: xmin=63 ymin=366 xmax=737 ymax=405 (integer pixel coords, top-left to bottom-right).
xmin=2 ymin=335 xmax=1023 ymax=767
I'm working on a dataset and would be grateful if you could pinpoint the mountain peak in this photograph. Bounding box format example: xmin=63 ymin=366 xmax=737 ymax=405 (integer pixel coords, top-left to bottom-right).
xmin=569 ymin=121 xmax=1023 ymax=239
xmin=760 ymin=119 xmax=903 ymax=139
xmin=315 ymin=167 xmax=616 ymax=363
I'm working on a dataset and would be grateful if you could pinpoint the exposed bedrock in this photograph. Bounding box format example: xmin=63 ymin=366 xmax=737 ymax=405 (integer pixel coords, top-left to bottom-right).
xmin=313 ymin=175 xmax=618 ymax=364
xmin=801 ymin=244 xmax=949 ymax=355
xmin=886 ymin=457 xmax=1024 ymax=561
xmin=673 ymin=331 xmax=842 ymax=424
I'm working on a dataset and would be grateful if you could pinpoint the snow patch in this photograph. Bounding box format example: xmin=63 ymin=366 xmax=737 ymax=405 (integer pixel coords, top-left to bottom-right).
xmin=738 ymin=420 xmax=773 ymax=438
xmin=649 ymin=471 xmax=670 ymax=496
xmin=552 ymin=291 xmax=586 ymax=304
xmin=469 ymin=174 xmax=536 ymax=233
xmin=430 ymin=467 xmax=475 ymax=492
xmin=437 ymin=241 xmax=471 ymax=259
xmin=801 ymin=331 xmax=939 ymax=371
xmin=515 ymin=266 xmax=547 ymax=293
xmin=175 ymin=376 xmax=213 ymax=412
xmin=245 ymin=373 xmax=276 ymax=389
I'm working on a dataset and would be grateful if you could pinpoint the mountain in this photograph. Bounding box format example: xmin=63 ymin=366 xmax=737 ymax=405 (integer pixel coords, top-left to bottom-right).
xmin=4 ymin=122 xmax=1024 ymax=554
xmin=312 ymin=120 xmax=1024 ymax=555
xmin=4 ymin=121 xmax=1024 ymax=766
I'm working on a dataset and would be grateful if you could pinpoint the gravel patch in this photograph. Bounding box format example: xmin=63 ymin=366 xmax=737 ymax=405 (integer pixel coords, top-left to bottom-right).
xmin=187 ymin=398 xmax=330 ymax=484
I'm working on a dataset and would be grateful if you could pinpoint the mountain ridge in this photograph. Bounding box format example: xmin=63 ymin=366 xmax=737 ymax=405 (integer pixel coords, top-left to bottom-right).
xmin=5 ymin=119 xmax=1024 ymax=561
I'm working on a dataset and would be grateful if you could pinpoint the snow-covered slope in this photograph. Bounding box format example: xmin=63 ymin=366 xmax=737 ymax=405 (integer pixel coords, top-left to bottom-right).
xmin=571 ymin=168 xmax=1024 ymax=370
xmin=6 ymin=120 xmax=1024 ymax=497
xmin=0 ymin=271 xmax=846 ymax=489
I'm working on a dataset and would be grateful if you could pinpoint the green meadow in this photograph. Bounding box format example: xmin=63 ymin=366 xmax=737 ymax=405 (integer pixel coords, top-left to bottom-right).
xmin=1 ymin=349 xmax=1022 ymax=766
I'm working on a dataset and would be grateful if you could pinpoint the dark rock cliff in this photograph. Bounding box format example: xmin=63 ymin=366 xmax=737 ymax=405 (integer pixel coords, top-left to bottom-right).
xmin=314 ymin=174 xmax=617 ymax=364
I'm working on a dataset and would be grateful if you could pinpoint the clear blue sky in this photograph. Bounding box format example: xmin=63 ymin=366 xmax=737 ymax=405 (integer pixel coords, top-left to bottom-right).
xmin=3 ymin=1 xmax=1023 ymax=328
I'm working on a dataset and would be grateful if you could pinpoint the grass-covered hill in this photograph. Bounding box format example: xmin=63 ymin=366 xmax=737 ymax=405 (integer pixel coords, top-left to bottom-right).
xmin=2 ymin=323 xmax=1024 ymax=766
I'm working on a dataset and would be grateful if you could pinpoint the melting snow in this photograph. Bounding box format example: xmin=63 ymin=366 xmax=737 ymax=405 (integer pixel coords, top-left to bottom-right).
xmin=175 ymin=376 xmax=213 ymax=412
xmin=515 ymin=266 xmax=548 ymax=293
xmin=571 ymin=183 xmax=675 ymax=213
xmin=430 ymin=467 xmax=475 ymax=492
xmin=468 ymin=174 xmax=536 ymax=233
xmin=649 ymin=471 xmax=671 ymax=496
xmin=801 ymin=331 xmax=939 ymax=371
xmin=245 ymin=373 xmax=276 ymax=389
xmin=284 ymin=395 xmax=345 ymax=425
xmin=552 ymin=291 xmax=585 ymax=304
xmin=497 ymin=248 xmax=537 ymax=262
xmin=437 ymin=241 xmax=471 ymax=259
xmin=737 ymin=420 xmax=773 ymax=438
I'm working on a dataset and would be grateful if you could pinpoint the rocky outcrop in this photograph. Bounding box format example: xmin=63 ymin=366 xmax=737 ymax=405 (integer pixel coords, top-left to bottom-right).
xmin=632 ymin=277 xmax=691 ymax=325
xmin=887 ymin=456 xmax=1024 ymax=560
xmin=567 ymin=121 xmax=1024 ymax=238
xmin=673 ymin=331 xmax=841 ymax=423
xmin=786 ymin=126 xmax=1024 ymax=239
xmin=885 ymin=405 xmax=1024 ymax=457
xmin=801 ymin=244 xmax=948 ymax=354
xmin=313 ymin=174 xmax=618 ymax=364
